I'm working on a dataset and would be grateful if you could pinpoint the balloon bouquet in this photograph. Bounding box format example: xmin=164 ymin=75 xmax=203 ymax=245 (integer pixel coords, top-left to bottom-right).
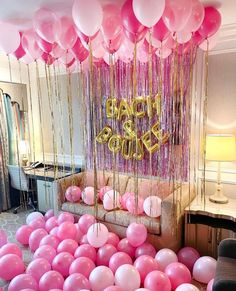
xmin=0 ymin=210 xmax=217 ymax=291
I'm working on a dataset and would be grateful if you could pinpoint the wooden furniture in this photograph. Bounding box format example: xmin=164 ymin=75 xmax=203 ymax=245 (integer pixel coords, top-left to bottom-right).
xmin=185 ymin=195 xmax=236 ymax=258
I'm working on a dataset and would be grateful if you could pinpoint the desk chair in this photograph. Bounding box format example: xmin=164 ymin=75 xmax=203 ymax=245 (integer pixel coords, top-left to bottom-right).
xmin=8 ymin=165 xmax=36 ymax=213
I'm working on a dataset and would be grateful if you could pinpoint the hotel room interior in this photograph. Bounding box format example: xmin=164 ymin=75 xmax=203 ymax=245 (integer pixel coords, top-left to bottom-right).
xmin=0 ymin=0 xmax=236 ymax=290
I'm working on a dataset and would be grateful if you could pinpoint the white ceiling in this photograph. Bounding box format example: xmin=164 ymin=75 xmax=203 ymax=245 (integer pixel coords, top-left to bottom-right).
xmin=0 ymin=0 xmax=235 ymax=31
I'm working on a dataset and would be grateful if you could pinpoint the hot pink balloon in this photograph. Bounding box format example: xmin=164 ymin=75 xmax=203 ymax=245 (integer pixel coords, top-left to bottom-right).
xmin=0 ymin=22 xmax=20 ymax=54
xmin=0 ymin=242 xmax=22 ymax=258
xmin=175 ymin=283 xmax=200 ymax=291
xmin=33 ymin=8 xmax=61 ymax=43
xmin=45 ymin=216 xmax=58 ymax=232
xmin=37 ymin=37 xmax=53 ymax=53
xmin=69 ymin=257 xmax=95 ymax=278
xmin=96 ymin=244 xmax=117 ymax=266
xmin=57 ymin=239 xmax=78 ymax=255
xmin=144 ymin=270 xmax=171 ymax=291
xmin=26 ymin=258 xmax=51 ymax=282
xmin=58 ymin=212 xmax=75 ymax=224
xmin=89 ymin=266 xmax=115 ymax=291
xmin=107 ymin=232 xmax=120 ymax=247
xmin=117 ymin=238 xmax=136 ymax=259
xmin=74 ymin=224 xmax=84 ymax=243
xmin=8 ymin=274 xmax=38 ymax=291
xmin=58 ymin=16 xmax=77 ymax=50
xmin=87 ymin=223 xmax=109 ymax=248
xmin=33 ymin=244 xmax=57 ymax=264
xmin=155 ymin=248 xmax=178 ymax=271
xmin=152 ymin=18 xmax=170 ymax=42
xmin=177 ymin=247 xmax=200 ymax=272
xmin=39 ymin=270 xmax=64 ymax=291
xmin=29 ymin=228 xmax=48 ymax=252
xmin=52 ymin=252 xmax=74 ymax=278
xmin=109 ymin=251 xmax=133 ymax=273
xmin=126 ymin=223 xmax=147 ymax=247
xmin=12 ymin=33 xmax=26 ymax=60
xmin=0 ymin=229 xmax=7 ymax=247
xmin=135 ymin=242 xmax=156 ymax=258
xmin=40 ymin=234 xmax=60 ymax=249
xmin=65 ymin=185 xmax=82 ymax=202
xmin=72 ymin=0 xmax=103 ymax=37
xmin=193 ymin=256 xmax=216 ymax=284
xmin=126 ymin=196 xmax=144 ymax=215
xmin=134 ymin=255 xmax=160 ymax=283
xmin=74 ymin=244 xmax=97 ymax=262
xmin=0 ymin=254 xmax=24 ymax=280
xmin=120 ymin=192 xmax=134 ymax=210
xmin=133 ymin=0 xmax=165 ymax=28
xmin=165 ymin=262 xmax=192 ymax=290
xmin=44 ymin=209 xmax=54 ymax=221
xmin=57 ymin=222 xmax=77 ymax=240
xmin=198 ymin=7 xmax=221 ymax=39
xmin=207 ymin=278 xmax=214 ymax=291
xmin=78 ymin=214 xmax=96 ymax=234
xmin=22 ymin=30 xmax=43 ymax=60
xmin=71 ymin=37 xmax=89 ymax=63
xmin=115 ymin=264 xmax=141 ymax=291
xmin=99 ymin=186 xmax=112 ymax=201
xmin=64 ymin=273 xmax=90 ymax=291
xmin=29 ymin=217 xmax=46 ymax=230
xmin=15 ymin=225 xmax=33 ymax=245
xmin=41 ymin=52 xmax=55 ymax=65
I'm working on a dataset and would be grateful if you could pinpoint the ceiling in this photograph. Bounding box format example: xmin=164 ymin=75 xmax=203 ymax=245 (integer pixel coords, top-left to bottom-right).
xmin=0 ymin=0 xmax=235 ymax=31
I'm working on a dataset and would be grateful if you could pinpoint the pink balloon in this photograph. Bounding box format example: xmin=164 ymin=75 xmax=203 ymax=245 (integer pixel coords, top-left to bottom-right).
xmin=126 ymin=223 xmax=147 ymax=247
xmin=192 ymin=256 xmax=216 ymax=284
xmin=57 ymin=239 xmax=78 ymax=255
xmin=133 ymin=0 xmax=165 ymax=28
xmin=41 ymin=52 xmax=55 ymax=65
xmin=101 ymin=4 xmax=123 ymax=41
xmin=183 ymin=0 xmax=205 ymax=32
xmin=59 ymin=51 xmax=74 ymax=65
xmin=115 ymin=264 xmax=141 ymax=291
xmin=163 ymin=0 xmax=193 ymax=32
xmin=15 ymin=225 xmax=33 ymax=246
xmin=126 ymin=196 xmax=144 ymax=215
xmin=135 ymin=242 xmax=156 ymax=258
xmin=29 ymin=228 xmax=48 ymax=252
xmin=44 ymin=209 xmax=54 ymax=221
xmin=64 ymin=273 xmax=90 ymax=291
xmin=37 ymin=37 xmax=53 ymax=53
xmin=137 ymin=42 xmax=149 ymax=63
xmin=107 ymin=232 xmax=120 ymax=247
xmin=78 ymin=214 xmax=96 ymax=234
xmin=80 ymin=234 xmax=89 ymax=244
xmin=0 ymin=21 xmax=20 ymax=54
xmin=120 ymin=192 xmax=134 ymax=210
xmin=143 ymin=196 xmax=162 ymax=217
xmin=26 ymin=212 xmax=44 ymax=225
xmin=117 ymin=35 xmax=134 ymax=63
xmin=39 ymin=270 xmax=64 ymax=291
xmin=198 ymin=7 xmax=221 ymax=39
xmin=89 ymin=266 xmax=115 ymax=291
xmin=103 ymin=190 xmax=121 ymax=211
xmin=87 ymin=223 xmax=109 ymax=248
xmin=22 ymin=30 xmax=43 ymax=60
xmin=82 ymin=186 xmax=96 ymax=205
xmin=109 ymin=251 xmax=133 ymax=273
xmin=124 ymin=27 xmax=147 ymax=44
xmin=50 ymin=226 xmax=59 ymax=237
xmin=65 ymin=185 xmax=82 ymax=202
xmin=74 ymin=224 xmax=84 ymax=243
xmin=104 ymin=287 xmax=124 ymax=291
xmin=57 ymin=222 xmax=77 ymax=240
xmin=176 ymin=31 xmax=192 ymax=44
xmin=103 ymin=31 xmax=124 ymax=54
xmin=69 ymin=257 xmax=95 ymax=278
xmin=207 ymin=278 xmax=214 ymax=291
xmin=58 ymin=16 xmax=77 ymax=50
xmin=0 ymin=254 xmax=24 ymax=280
xmin=0 ymin=242 xmax=22 ymax=258
xmin=12 ymin=33 xmax=26 ymax=60
xmin=52 ymin=252 xmax=74 ymax=278
xmin=117 ymin=238 xmax=136 ymax=259
xmin=58 ymin=212 xmax=75 ymax=224
xmin=33 ymin=8 xmax=61 ymax=43
xmin=175 ymin=283 xmax=200 ymax=291
xmin=8 ymin=274 xmax=38 ymax=291
xmin=33 ymin=244 xmax=57 ymax=264
xmin=74 ymin=244 xmax=97 ymax=262
xmin=96 ymin=244 xmax=117 ymax=266
xmin=51 ymin=43 xmax=65 ymax=59
xmin=134 ymin=255 xmax=160 ymax=283
xmin=0 ymin=229 xmax=7 ymax=247
xmin=144 ymin=270 xmax=171 ymax=291
xmin=45 ymin=216 xmax=58 ymax=232
xmin=165 ymin=262 xmax=192 ymax=290
xmin=26 ymin=258 xmax=51 ymax=282
xmin=99 ymin=186 xmax=112 ymax=201
xmin=71 ymin=37 xmax=89 ymax=63
xmin=155 ymin=248 xmax=178 ymax=271
xmin=72 ymin=0 xmax=103 ymax=37
xmin=199 ymin=31 xmax=219 ymax=51
xmin=29 ymin=217 xmax=46 ymax=230
xmin=177 ymin=247 xmax=200 ymax=272
xmin=152 ymin=18 xmax=170 ymax=42
xmin=40 ymin=234 xmax=60 ymax=249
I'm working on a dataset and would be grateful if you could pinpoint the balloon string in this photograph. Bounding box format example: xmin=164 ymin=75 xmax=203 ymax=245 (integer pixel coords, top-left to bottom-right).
xmin=7 ymin=55 xmax=12 ymax=82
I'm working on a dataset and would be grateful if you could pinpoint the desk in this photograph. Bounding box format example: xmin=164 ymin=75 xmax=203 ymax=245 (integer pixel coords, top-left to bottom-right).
xmin=185 ymin=196 xmax=236 ymax=258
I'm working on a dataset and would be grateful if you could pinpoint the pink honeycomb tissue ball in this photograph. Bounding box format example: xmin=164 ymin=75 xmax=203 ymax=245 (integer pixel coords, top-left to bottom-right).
xmin=65 ymin=185 xmax=82 ymax=202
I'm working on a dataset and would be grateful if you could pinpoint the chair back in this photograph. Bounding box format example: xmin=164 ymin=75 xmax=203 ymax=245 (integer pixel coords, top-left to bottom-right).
xmin=8 ymin=165 xmax=29 ymax=192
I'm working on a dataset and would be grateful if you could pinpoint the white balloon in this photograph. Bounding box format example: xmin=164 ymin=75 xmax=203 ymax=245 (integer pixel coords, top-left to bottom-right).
xmin=176 ymin=283 xmax=200 ymax=291
xmin=87 ymin=223 xmax=108 ymax=248
xmin=115 ymin=264 xmax=141 ymax=291
xmin=193 ymin=256 xmax=216 ymax=284
xmin=155 ymin=248 xmax=178 ymax=271
xmin=143 ymin=196 xmax=162 ymax=218
xmin=26 ymin=212 xmax=44 ymax=225
xmin=103 ymin=190 xmax=121 ymax=211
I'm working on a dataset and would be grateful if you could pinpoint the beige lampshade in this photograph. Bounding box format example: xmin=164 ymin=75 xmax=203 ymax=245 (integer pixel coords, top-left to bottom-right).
xmin=19 ymin=140 xmax=29 ymax=155
xmin=206 ymin=134 xmax=236 ymax=161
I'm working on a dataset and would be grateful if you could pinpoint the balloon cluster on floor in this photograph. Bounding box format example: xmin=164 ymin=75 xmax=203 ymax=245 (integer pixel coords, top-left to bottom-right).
xmin=0 ymin=210 xmax=216 ymax=291
xmin=0 ymin=0 xmax=221 ymax=68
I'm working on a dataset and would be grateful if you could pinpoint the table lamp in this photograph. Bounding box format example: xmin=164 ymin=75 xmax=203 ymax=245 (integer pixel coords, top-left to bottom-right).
xmin=206 ymin=134 xmax=236 ymax=203
xmin=19 ymin=140 xmax=29 ymax=167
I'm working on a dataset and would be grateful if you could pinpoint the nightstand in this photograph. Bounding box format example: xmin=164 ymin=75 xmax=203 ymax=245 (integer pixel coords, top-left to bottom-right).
xmin=185 ymin=195 xmax=236 ymax=258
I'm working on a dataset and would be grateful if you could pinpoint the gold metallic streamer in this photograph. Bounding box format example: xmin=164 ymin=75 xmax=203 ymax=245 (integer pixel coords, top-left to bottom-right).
xmin=7 ymin=55 xmax=12 ymax=82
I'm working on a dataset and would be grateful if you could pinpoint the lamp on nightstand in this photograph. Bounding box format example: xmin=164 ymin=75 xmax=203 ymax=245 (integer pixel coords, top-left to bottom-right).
xmin=206 ymin=134 xmax=236 ymax=204
xmin=19 ymin=140 xmax=29 ymax=167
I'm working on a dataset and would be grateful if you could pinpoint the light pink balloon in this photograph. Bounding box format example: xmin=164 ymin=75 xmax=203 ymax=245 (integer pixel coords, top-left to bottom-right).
xmin=104 ymin=287 xmax=124 ymax=291
xmin=96 ymin=244 xmax=117 ymax=266
xmin=103 ymin=190 xmax=121 ymax=210
xmin=87 ymin=223 xmax=109 ymax=248
xmin=74 ymin=224 xmax=84 ymax=243
xmin=82 ymin=186 xmax=96 ymax=205
xmin=40 ymin=234 xmax=60 ymax=249
xmin=0 ymin=229 xmax=7 ymax=247
xmin=175 ymin=283 xmax=200 ymax=291
xmin=39 ymin=270 xmax=64 ymax=291
xmin=64 ymin=273 xmax=90 ymax=291
xmin=50 ymin=226 xmax=59 ymax=237
xmin=72 ymin=0 xmax=103 ymax=37
xmin=135 ymin=242 xmax=156 ymax=259
xmin=45 ymin=216 xmax=58 ymax=232
xmin=156 ymin=46 xmax=172 ymax=59
xmin=133 ymin=0 xmax=165 ymax=28
xmin=33 ymin=244 xmax=57 ymax=264
xmin=57 ymin=222 xmax=77 ymax=240
xmin=0 ymin=22 xmax=20 ymax=54
xmin=103 ymin=31 xmax=124 ymax=54
xmin=89 ymin=266 xmax=115 ymax=291
xmin=176 ymin=31 xmax=192 ymax=44
xmin=59 ymin=51 xmax=75 ymax=65
xmin=143 ymin=196 xmax=162 ymax=218
xmin=137 ymin=43 xmax=149 ymax=63
xmin=134 ymin=255 xmax=160 ymax=283
xmin=52 ymin=252 xmax=74 ymax=278
xmin=44 ymin=209 xmax=54 ymax=221
xmin=144 ymin=270 xmax=171 ymax=291
xmin=58 ymin=16 xmax=77 ymax=50
xmin=79 ymin=214 xmax=96 ymax=234
xmin=126 ymin=196 xmax=144 ymax=215
xmin=21 ymin=30 xmax=43 ymax=60
xmin=155 ymin=248 xmax=178 ymax=271
xmin=0 ymin=254 xmax=25 ymax=281
xmin=107 ymin=232 xmax=120 ymax=247
xmin=183 ymin=0 xmax=204 ymax=32
xmin=193 ymin=256 xmax=216 ymax=284
xmin=126 ymin=223 xmax=147 ymax=247
xmin=199 ymin=31 xmax=219 ymax=51
xmin=117 ymin=36 xmax=134 ymax=63
xmin=115 ymin=264 xmax=141 ymax=291
xmin=58 ymin=212 xmax=75 ymax=224
xmin=165 ymin=262 xmax=192 ymax=290
xmin=80 ymin=234 xmax=89 ymax=244
xmin=207 ymin=278 xmax=214 ymax=291
xmin=177 ymin=247 xmax=200 ymax=272
xmin=51 ymin=43 xmax=65 ymax=59
xmin=117 ymin=238 xmax=136 ymax=259
xmin=29 ymin=217 xmax=46 ymax=230
xmin=74 ymin=244 xmax=97 ymax=262
xmin=8 ymin=274 xmax=38 ymax=291
xmin=69 ymin=257 xmax=96 ymax=278
xmin=120 ymin=192 xmax=134 ymax=209
xmin=26 ymin=258 xmax=51 ymax=282
xmin=0 ymin=242 xmax=22 ymax=258
xmin=109 ymin=251 xmax=133 ymax=273
xmin=29 ymin=228 xmax=48 ymax=252
xmin=57 ymin=239 xmax=78 ymax=255
xmin=26 ymin=212 xmax=44 ymax=225
xmin=99 ymin=186 xmax=112 ymax=201
xmin=65 ymin=186 xmax=82 ymax=202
